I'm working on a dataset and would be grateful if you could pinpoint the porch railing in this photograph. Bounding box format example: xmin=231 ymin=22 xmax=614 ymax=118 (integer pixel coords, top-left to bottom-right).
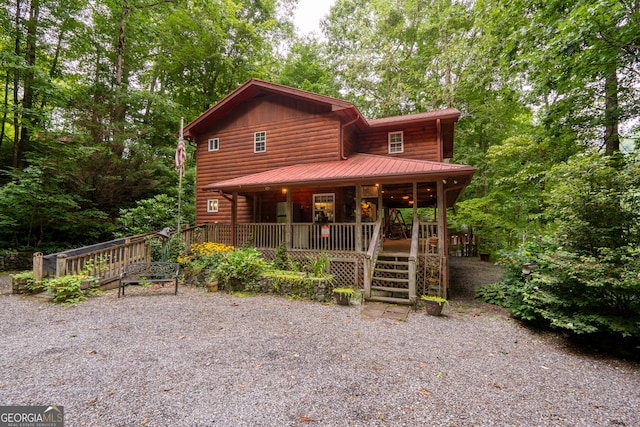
xmin=291 ymin=223 xmax=374 ymax=252
xmin=419 ymin=222 xmax=439 ymax=254
xmin=33 ymin=237 xmax=150 ymax=283
xmin=182 ymin=222 xmax=373 ymax=252
xmin=363 ymin=219 xmax=384 ymax=298
xmin=237 ymin=223 xmax=285 ymax=249
xmin=407 ymin=214 xmax=420 ymax=302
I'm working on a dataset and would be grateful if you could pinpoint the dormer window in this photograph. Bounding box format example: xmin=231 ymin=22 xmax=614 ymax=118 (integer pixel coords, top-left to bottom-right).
xmin=208 ymin=137 xmax=219 ymax=151
xmin=254 ymin=131 xmax=266 ymax=153
xmin=388 ymin=131 xmax=404 ymax=154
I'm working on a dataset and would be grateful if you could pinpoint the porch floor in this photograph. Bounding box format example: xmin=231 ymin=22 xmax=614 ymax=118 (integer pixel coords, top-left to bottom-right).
xmin=361 ymin=303 xmax=411 ymax=321
xmin=382 ymin=238 xmax=411 ymax=253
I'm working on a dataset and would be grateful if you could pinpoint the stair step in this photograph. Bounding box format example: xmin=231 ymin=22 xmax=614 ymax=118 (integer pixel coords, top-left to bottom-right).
xmin=374 ymin=267 xmax=409 ymax=274
xmin=371 ymin=285 xmax=409 ymax=293
xmin=379 ymin=252 xmax=410 ymax=258
xmin=372 ymin=276 xmax=410 ymax=284
xmin=376 ymin=260 xmax=409 ymax=266
xmin=366 ymin=295 xmax=413 ymax=305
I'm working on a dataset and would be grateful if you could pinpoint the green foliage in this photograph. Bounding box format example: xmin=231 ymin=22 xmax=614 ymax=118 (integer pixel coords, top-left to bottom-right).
xmin=485 ymin=153 xmax=640 ymax=349
xmin=11 ymin=271 xmax=45 ymax=293
xmin=178 ymin=242 xmax=233 ymax=284
xmin=420 ymin=295 xmax=449 ymax=306
xmin=0 ymin=165 xmax=108 ymax=251
xmin=45 ymin=275 xmax=91 ymax=305
xmin=114 ymin=194 xmax=180 ymax=237
xmin=273 ymin=243 xmax=290 ymax=270
xmin=333 ymin=287 xmax=355 ymax=297
xmin=264 ymin=270 xmax=317 ymax=296
xmin=306 ymin=252 xmax=331 ymax=278
xmin=214 ymin=247 xmax=267 ymax=292
xmin=475 ymin=283 xmax=506 ymax=306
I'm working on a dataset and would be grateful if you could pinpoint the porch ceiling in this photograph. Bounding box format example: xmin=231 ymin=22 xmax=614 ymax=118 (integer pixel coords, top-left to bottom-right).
xmin=204 ymin=153 xmax=476 ymax=207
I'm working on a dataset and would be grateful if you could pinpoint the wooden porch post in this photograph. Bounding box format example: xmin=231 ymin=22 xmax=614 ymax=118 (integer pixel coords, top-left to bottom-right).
xmin=437 ymin=180 xmax=447 ymax=298
xmin=285 ymin=189 xmax=292 ymax=250
xmin=355 ymin=185 xmax=362 ymax=252
xmin=412 ymin=182 xmax=418 ymax=219
xmin=377 ymin=184 xmax=383 ymax=223
xmin=231 ymin=192 xmax=237 ymax=247
xmin=408 ymin=181 xmax=418 ymax=301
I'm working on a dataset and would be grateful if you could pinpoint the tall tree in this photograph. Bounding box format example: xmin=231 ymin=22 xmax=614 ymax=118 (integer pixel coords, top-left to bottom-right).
xmin=478 ymin=0 xmax=640 ymax=154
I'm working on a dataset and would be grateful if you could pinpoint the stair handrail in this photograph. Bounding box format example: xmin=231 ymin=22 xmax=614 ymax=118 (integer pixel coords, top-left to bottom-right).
xmin=364 ymin=218 xmax=384 ymax=298
xmin=408 ymin=212 xmax=421 ymax=302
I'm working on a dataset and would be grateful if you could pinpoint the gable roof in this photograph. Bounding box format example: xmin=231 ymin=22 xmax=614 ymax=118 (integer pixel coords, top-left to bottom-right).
xmin=183 ymin=79 xmax=366 ymax=137
xmin=183 ymin=79 xmax=460 ymax=138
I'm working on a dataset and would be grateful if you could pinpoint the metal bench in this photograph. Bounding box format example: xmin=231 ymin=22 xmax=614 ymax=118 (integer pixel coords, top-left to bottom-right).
xmin=118 ymin=262 xmax=180 ymax=297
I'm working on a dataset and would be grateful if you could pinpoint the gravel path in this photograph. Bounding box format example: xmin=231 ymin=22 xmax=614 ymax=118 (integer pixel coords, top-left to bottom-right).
xmin=1 ymin=261 xmax=639 ymax=426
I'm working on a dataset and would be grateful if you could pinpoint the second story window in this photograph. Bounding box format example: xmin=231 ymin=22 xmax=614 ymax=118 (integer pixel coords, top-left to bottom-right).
xmin=388 ymin=131 xmax=404 ymax=154
xmin=208 ymin=138 xmax=219 ymax=151
xmin=254 ymin=131 xmax=266 ymax=153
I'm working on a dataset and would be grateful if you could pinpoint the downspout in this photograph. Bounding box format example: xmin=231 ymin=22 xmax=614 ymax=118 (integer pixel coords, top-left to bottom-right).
xmin=436 ymin=118 xmax=442 ymax=161
xmin=340 ymin=116 xmax=359 ymax=160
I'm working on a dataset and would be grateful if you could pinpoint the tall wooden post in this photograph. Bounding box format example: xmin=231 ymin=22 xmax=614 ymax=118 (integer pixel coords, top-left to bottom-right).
xmin=231 ymin=192 xmax=237 ymax=247
xmin=355 ymin=185 xmax=362 ymax=252
xmin=437 ymin=180 xmax=447 ymax=298
xmin=285 ymin=189 xmax=292 ymax=250
xmin=33 ymin=252 xmax=43 ymax=282
xmin=56 ymin=254 xmax=67 ymax=278
xmin=377 ymin=184 xmax=383 ymax=223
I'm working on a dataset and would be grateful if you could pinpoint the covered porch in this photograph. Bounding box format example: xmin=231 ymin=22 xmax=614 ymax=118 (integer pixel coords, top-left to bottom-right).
xmin=197 ymin=154 xmax=475 ymax=303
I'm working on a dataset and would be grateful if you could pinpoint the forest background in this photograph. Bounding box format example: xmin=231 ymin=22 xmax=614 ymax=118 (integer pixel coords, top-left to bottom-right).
xmin=1 ymin=0 xmax=639 ymax=344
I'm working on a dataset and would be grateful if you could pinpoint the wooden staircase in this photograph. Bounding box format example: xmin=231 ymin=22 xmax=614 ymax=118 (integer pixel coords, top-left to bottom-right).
xmin=368 ymin=252 xmax=412 ymax=304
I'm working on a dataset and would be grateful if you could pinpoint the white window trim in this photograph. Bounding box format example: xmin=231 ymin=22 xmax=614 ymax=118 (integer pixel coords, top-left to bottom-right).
xmin=313 ymin=193 xmax=335 ymax=223
xmin=207 ymin=199 xmax=219 ymax=213
xmin=388 ymin=131 xmax=404 ymax=154
xmin=208 ymin=137 xmax=219 ymax=152
xmin=254 ymin=131 xmax=266 ymax=153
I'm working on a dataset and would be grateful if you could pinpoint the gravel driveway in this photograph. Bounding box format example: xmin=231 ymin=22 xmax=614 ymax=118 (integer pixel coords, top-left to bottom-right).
xmin=1 ymin=280 xmax=639 ymax=427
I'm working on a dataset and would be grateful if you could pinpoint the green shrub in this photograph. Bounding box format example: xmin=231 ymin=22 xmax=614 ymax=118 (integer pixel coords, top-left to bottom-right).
xmin=273 ymin=243 xmax=289 ymax=270
xmin=45 ymin=275 xmax=93 ymax=304
xmin=214 ymin=247 xmax=267 ymax=292
xmin=307 ymin=252 xmax=331 ymax=277
xmin=475 ymin=283 xmax=506 ymax=306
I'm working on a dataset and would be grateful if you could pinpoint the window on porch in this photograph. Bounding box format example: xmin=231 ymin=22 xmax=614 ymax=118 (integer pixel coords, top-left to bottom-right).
xmin=313 ymin=193 xmax=334 ymax=223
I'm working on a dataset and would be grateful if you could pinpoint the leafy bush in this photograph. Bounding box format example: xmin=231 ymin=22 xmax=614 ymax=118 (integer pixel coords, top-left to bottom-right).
xmin=306 ymin=252 xmax=331 ymax=277
xmin=273 ymin=243 xmax=289 ymax=270
xmin=179 ymin=242 xmax=234 ymax=284
xmin=45 ymin=275 xmax=95 ymax=304
xmin=114 ymin=194 xmax=180 ymax=237
xmin=147 ymin=232 xmax=186 ymax=262
xmin=485 ymin=152 xmax=640 ymax=352
xmin=214 ymin=247 xmax=267 ymax=292
xmin=475 ymin=282 xmax=506 ymax=306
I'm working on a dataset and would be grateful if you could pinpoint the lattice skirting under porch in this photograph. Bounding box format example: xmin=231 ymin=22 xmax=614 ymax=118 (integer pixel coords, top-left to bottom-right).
xmin=259 ymin=249 xmax=366 ymax=288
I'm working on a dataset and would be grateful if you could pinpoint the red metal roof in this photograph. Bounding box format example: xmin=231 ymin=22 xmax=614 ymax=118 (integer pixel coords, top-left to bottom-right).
xmin=368 ymin=108 xmax=460 ymax=127
xmin=204 ymin=153 xmax=476 ymax=193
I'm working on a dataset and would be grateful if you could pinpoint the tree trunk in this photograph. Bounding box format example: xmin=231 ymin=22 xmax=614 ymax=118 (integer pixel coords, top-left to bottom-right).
xmin=17 ymin=0 xmax=40 ymax=169
xmin=604 ymin=66 xmax=620 ymax=155
xmin=12 ymin=0 xmax=22 ymax=168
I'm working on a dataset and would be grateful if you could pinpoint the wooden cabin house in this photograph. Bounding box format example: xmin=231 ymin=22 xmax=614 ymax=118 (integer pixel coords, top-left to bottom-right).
xmin=183 ymin=79 xmax=476 ymax=304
